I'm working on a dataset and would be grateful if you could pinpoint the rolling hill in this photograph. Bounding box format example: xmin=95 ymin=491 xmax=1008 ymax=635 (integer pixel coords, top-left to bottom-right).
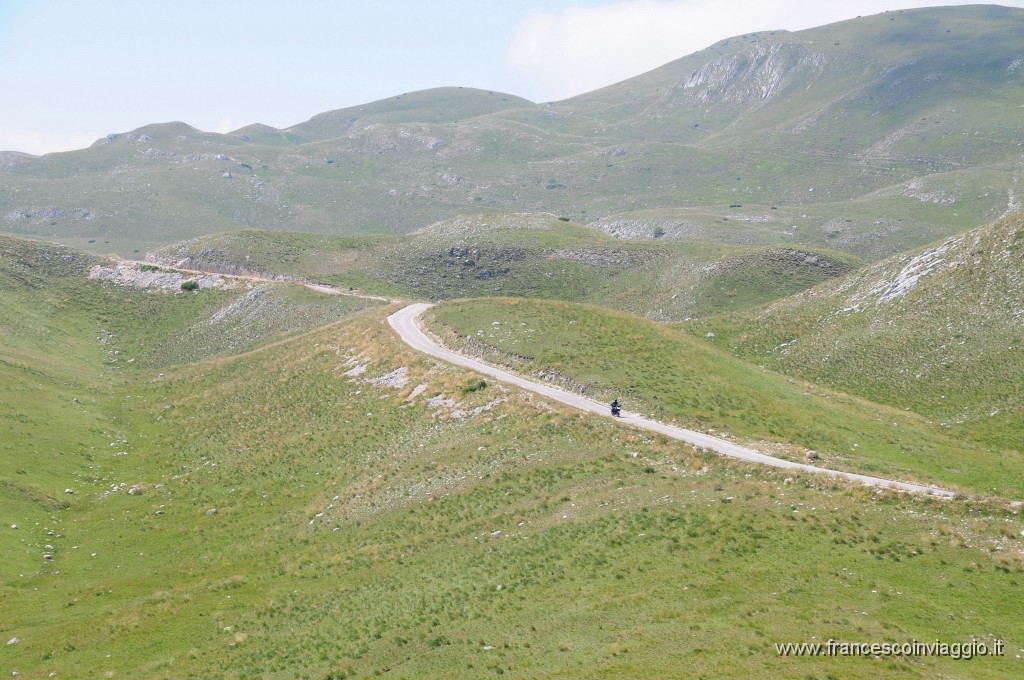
xmin=424 ymin=295 xmax=1024 ymax=498
xmin=691 ymin=209 xmax=1024 ymax=453
xmin=148 ymin=214 xmax=863 ymax=319
xmin=4 ymin=5 xmax=1024 ymax=678
xmin=1 ymin=5 xmax=1021 ymax=257
xmin=2 ymin=235 xmax=1022 ymax=678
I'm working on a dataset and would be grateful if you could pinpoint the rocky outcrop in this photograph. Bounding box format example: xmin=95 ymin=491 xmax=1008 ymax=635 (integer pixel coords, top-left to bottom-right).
xmin=88 ymin=262 xmax=237 ymax=291
xmin=680 ymin=42 xmax=806 ymax=104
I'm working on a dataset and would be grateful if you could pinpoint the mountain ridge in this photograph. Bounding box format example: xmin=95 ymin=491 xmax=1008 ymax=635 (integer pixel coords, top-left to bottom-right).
xmin=1 ymin=5 xmax=1021 ymax=257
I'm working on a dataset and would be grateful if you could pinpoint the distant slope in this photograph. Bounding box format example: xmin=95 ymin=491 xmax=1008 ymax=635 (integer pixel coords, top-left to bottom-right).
xmin=1 ymin=6 xmax=1021 ymax=255
xmin=554 ymin=4 xmax=1024 ymax=256
xmin=285 ymin=87 xmax=535 ymax=140
xmin=692 ymin=210 xmax=1024 ymax=451
xmin=151 ymin=215 xmax=862 ymax=318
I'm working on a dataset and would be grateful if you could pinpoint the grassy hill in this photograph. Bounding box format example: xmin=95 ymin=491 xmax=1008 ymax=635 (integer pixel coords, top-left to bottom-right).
xmin=2 ymin=237 xmax=1022 ymax=678
xmin=286 ymin=87 xmax=537 ymax=140
xmin=3 ymin=6 xmax=1023 ymax=676
xmin=425 ymin=297 xmax=1024 ymax=499
xmin=151 ymin=215 xmax=862 ymax=319
xmin=690 ymin=210 xmax=1024 ymax=453
xmin=1 ymin=6 xmax=1021 ymax=256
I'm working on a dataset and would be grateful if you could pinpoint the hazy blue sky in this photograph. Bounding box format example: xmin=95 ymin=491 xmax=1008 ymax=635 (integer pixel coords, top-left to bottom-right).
xmin=2 ymin=0 xmax=1021 ymax=154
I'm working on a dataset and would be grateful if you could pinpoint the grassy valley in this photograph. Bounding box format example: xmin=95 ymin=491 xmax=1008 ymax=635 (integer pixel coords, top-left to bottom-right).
xmin=0 ymin=234 xmax=381 ymax=546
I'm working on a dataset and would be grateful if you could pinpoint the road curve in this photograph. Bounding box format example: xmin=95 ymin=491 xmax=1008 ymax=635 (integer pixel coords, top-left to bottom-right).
xmin=388 ymin=302 xmax=957 ymax=499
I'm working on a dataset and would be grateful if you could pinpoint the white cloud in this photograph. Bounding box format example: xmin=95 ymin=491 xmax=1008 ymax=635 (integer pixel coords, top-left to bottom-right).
xmin=504 ymin=0 xmax=978 ymax=100
xmin=0 ymin=127 xmax=98 ymax=156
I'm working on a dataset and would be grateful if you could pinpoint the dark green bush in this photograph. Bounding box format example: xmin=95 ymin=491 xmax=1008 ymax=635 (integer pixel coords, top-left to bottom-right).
xmin=461 ymin=379 xmax=488 ymax=395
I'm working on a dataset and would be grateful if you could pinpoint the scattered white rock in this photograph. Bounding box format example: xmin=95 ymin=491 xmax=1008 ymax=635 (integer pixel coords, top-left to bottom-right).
xmin=89 ymin=262 xmax=231 ymax=292
xmin=7 ymin=637 xmax=20 ymax=645
xmin=343 ymin=363 xmax=368 ymax=378
xmin=64 ymin=488 xmax=74 ymax=494
xmin=371 ymin=366 xmax=408 ymax=389
xmin=405 ymin=383 xmax=428 ymax=402
xmin=206 ymin=508 xmax=218 ymax=517
xmin=426 ymin=394 xmax=456 ymax=410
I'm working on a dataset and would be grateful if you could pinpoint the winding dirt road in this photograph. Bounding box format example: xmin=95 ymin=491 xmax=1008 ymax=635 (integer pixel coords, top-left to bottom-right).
xmin=388 ymin=302 xmax=957 ymax=498
xmin=104 ymin=257 xmax=958 ymax=498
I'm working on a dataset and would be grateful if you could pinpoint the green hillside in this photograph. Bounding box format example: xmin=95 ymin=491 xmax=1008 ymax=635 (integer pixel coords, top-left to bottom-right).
xmin=0 ymin=234 xmax=381 ymax=573
xmin=425 ymin=297 xmax=1023 ymax=499
xmin=691 ymin=210 xmax=1024 ymax=452
xmin=3 ymin=4 xmax=1023 ymax=678
xmin=287 ymin=87 xmax=536 ymax=140
xmin=151 ymin=215 xmax=862 ymax=319
xmin=1 ymin=6 xmax=1021 ymax=255
xmin=0 ymin=233 xmax=381 ymax=482
xmin=1 ymin=237 xmax=1022 ymax=678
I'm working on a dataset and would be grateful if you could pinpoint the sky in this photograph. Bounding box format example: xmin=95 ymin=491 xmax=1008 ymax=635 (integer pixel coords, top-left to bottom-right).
xmin=1 ymin=0 xmax=1021 ymax=155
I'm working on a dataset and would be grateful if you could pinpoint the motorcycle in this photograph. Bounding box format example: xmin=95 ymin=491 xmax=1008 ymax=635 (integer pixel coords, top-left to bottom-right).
xmin=610 ymin=401 xmax=621 ymax=417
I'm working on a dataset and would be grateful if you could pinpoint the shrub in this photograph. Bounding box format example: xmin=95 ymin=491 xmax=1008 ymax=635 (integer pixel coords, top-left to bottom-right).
xmin=461 ymin=379 xmax=488 ymax=395
xmin=180 ymin=280 xmax=199 ymax=291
